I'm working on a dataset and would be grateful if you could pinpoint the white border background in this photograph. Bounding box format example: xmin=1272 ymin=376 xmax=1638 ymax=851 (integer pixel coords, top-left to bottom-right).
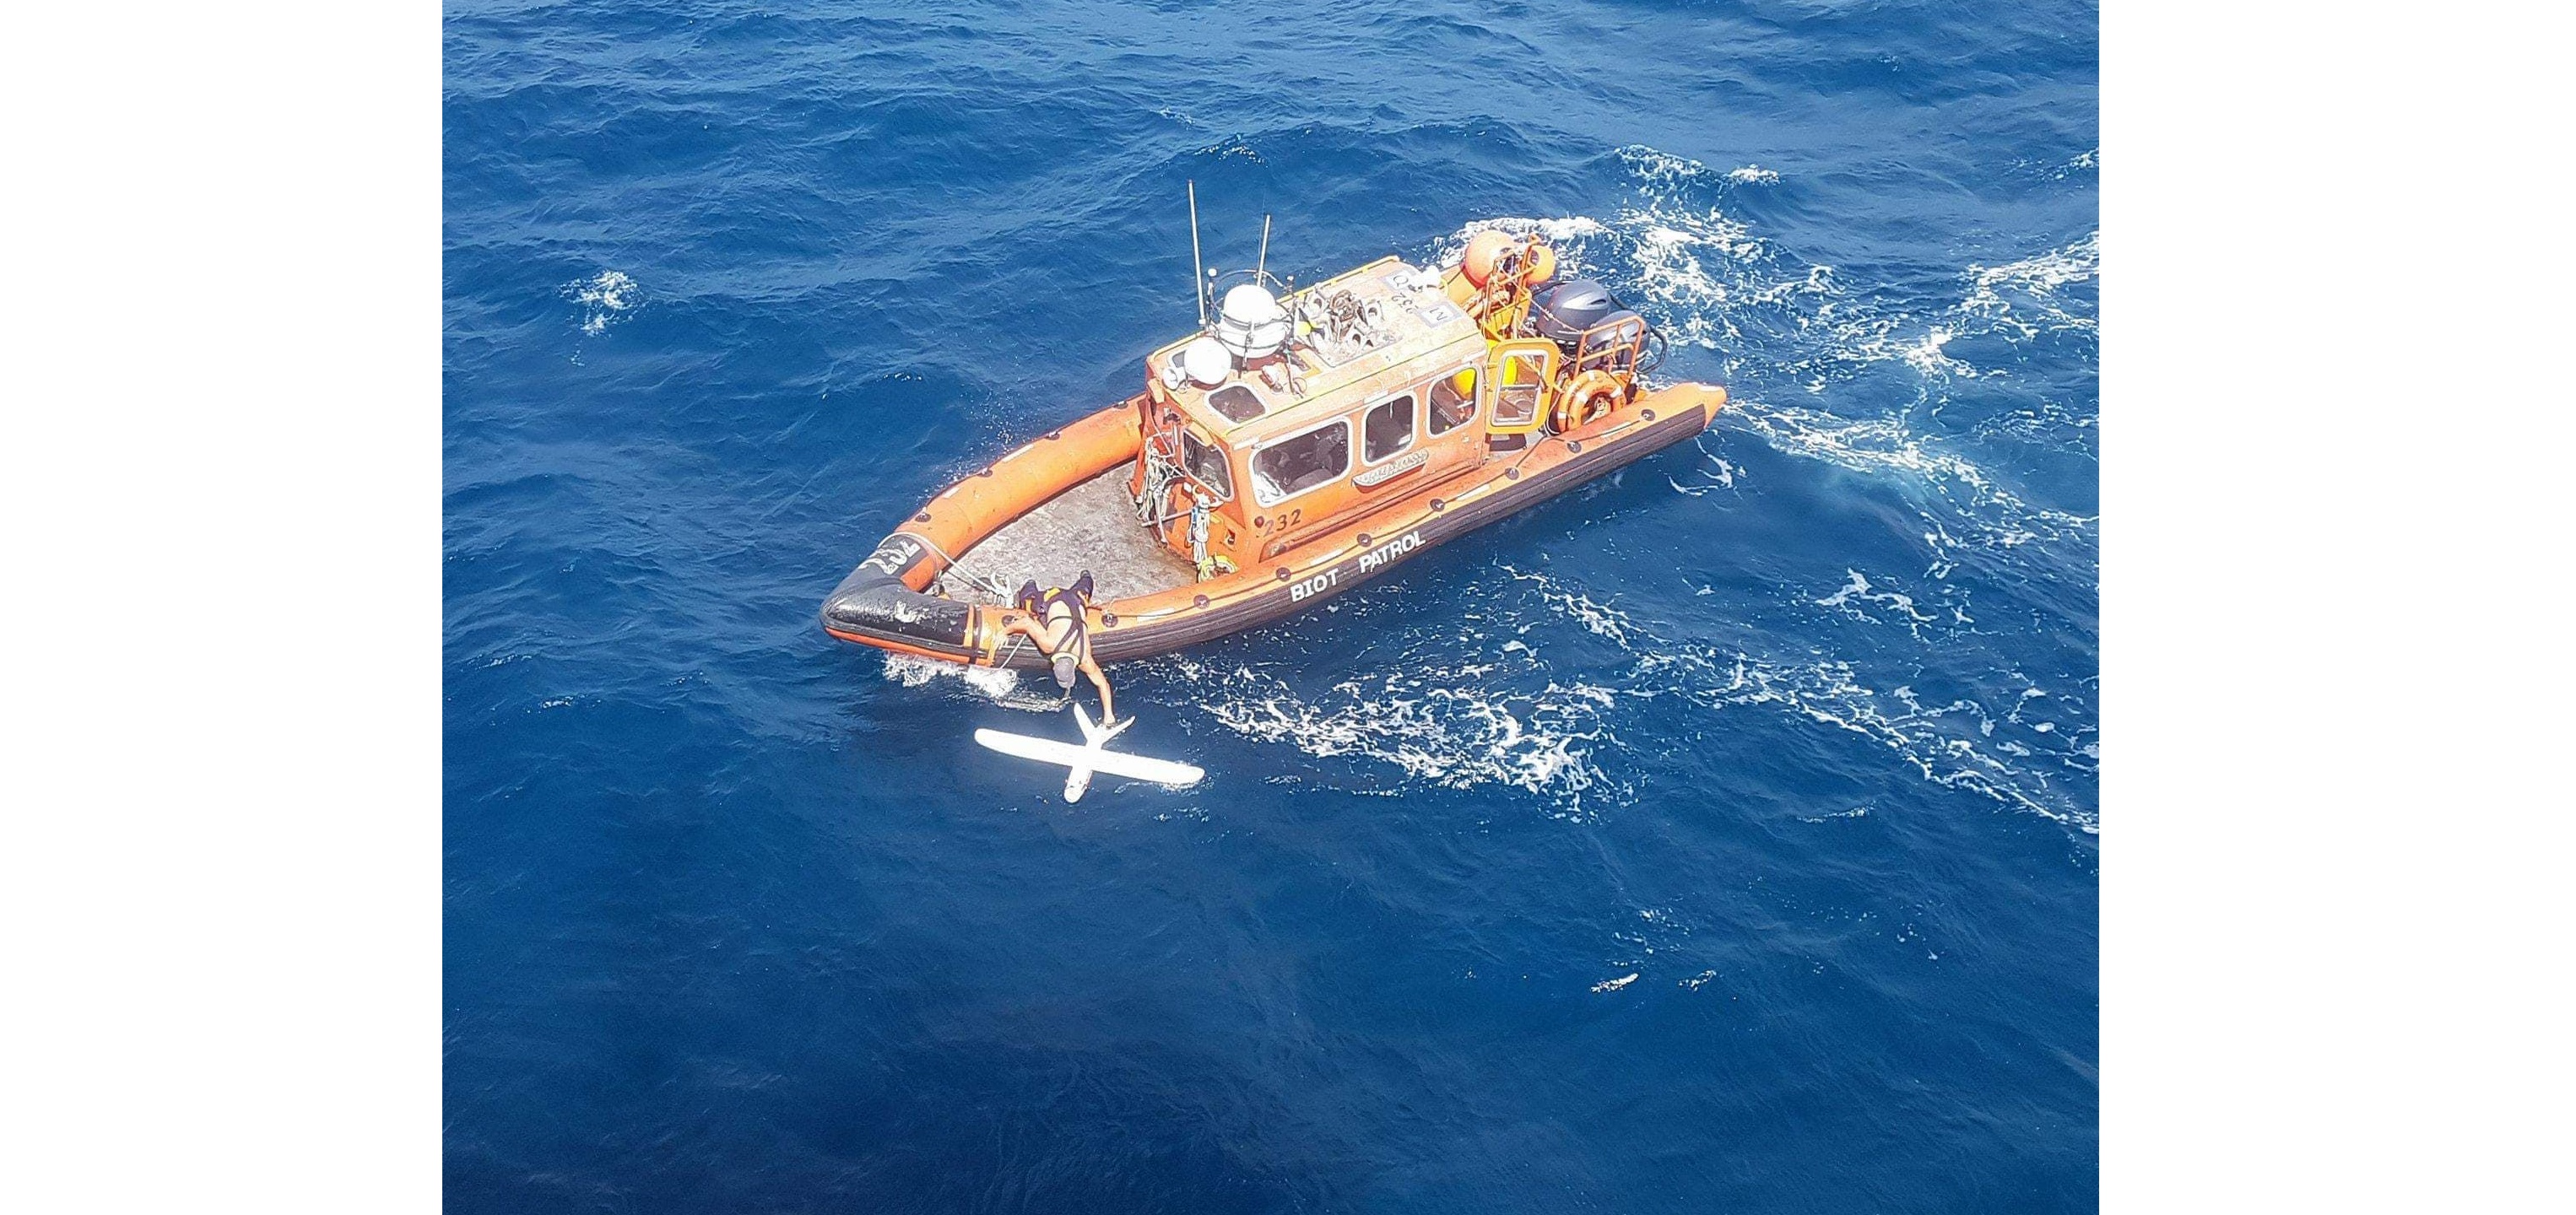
xmin=2105 ymin=2 xmax=2568 ymax=1208
xmin=7 ymin=3 xmax=441 ymax=1207
xmin=5 ymin=2 xmax=2567 ymax=1209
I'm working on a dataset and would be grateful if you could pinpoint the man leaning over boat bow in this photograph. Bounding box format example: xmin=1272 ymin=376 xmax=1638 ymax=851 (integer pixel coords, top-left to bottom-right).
xmin=999 ymin=572 xmax=1117 ymax=724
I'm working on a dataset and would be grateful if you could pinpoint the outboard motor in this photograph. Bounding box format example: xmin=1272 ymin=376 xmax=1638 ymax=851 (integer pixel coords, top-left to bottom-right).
xmin=1587 ymin=309 xmax=1649 ymax=358
xmin=1531 ymin=278 xmax=1619 ymax=349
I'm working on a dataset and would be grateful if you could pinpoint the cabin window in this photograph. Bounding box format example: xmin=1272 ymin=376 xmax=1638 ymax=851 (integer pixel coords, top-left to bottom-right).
xmin=1428 ymin=366 xmax=1477 ymax=435
xmin=1363 ymin=393 xmax=1415 ymax=463
xmin=1205 ymin=384 xmax=1266 ymax=424
xmin=1250 ymin=419 xmax=1350 ymax=506
xmin=1180 ymin=429 xmax=1234 ymax=501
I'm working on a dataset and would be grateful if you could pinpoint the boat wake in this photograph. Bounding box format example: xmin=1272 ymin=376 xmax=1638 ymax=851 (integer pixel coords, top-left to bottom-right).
xmin=883 ymin=652 xmax=1062 ymax=713
xmin=1169 ymin=564 xmax=2096 ymax=834
xmin=1433 ymin=147 xmax=2098 ymax=559
xmin=1960 ymin=231 xmax=2100 ymax=344
xmin=1164 ymin=651 xmax=1631 ymax=819
xmin=1718 ymin=403 xmax=2094 ymax=559
xmin=1434 ymin=145 xmax=2097 ymax=388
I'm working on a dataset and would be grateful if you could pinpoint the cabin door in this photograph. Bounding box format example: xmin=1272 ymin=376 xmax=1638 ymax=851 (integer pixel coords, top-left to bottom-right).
xmin=1485 ymin=338 xmax=1557 ymax=435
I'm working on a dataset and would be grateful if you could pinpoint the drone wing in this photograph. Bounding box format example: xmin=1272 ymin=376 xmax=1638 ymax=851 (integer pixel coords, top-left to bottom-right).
xmin=973 ymin=723 xmax=1204 ymax=795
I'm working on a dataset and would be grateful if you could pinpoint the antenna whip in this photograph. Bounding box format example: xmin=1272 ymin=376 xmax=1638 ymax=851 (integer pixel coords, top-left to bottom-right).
xmin=1188 ymin=181 xmax=1206 ymax=327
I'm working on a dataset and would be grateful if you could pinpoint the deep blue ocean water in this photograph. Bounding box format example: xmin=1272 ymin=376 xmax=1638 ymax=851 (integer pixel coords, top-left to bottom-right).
xmin=445 ymin=2 xmax=2097 ymax=1209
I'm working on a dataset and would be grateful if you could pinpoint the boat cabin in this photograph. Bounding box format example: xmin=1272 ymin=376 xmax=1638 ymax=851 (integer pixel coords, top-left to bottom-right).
xmin=1123 ymin=235 xmax=1658 ymax=581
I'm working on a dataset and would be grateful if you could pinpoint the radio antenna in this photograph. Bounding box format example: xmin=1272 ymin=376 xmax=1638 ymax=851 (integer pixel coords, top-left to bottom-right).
xmin=1188 ymin=181 xmax=1206 ymax=327
xmin=1257 ymin=213 xmax=1272 ymax=285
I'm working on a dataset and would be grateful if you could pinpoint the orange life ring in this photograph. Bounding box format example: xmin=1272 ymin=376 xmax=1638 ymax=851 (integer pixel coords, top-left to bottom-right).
xmin=1550 ymin=370 xmax=1623 ymax=433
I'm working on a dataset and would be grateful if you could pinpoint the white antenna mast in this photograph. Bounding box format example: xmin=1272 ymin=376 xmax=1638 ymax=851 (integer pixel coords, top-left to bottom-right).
xmin=1188 ymin=180 xmax=1206 ymax=326
xmin=1257 ymin=213 xmax=1272 ymax=284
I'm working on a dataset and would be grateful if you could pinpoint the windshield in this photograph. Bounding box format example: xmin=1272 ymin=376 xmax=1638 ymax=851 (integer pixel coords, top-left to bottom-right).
xmin=1181 ymin=430 xmax=1234 ymax=502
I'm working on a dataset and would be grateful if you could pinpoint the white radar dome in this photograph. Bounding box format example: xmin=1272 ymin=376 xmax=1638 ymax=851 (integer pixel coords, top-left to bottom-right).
xmin=1213 ymin=284 xmax=1291 ymax=360
xmin=1181 ymin=337 xmax=1231 ymax=386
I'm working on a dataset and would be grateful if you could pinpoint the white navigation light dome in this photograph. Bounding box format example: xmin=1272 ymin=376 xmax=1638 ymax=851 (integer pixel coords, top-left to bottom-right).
xmin=1214 ymin=283 xmax=1291 ymax=360
xmin=1181 ymin=337 xmax=1231 ymax=386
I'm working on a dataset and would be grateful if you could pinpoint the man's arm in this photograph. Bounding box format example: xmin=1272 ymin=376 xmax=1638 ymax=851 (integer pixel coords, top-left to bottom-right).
xmin=1082 ymin=656 xmax=1115 ymax=724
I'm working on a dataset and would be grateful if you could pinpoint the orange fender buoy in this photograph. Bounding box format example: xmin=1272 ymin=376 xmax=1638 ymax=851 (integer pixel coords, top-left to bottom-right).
xmin=1523 ymin=240 xmax=1557 ymax=288
xmin=1460 ymin=230 xmax=1511 ymax=288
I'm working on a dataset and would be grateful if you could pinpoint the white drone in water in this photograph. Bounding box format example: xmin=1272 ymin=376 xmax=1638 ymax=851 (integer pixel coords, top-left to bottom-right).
xmin=972 ymin=705 xmax=1205 ymax=802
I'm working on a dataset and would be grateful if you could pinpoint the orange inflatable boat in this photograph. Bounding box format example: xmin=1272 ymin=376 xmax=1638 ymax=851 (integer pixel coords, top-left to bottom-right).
xmin=821 ymin=226 xmax=1726 ymax=669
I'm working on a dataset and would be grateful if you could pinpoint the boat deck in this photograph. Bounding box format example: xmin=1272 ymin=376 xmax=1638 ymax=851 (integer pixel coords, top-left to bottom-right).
xmin=941 ymin=466 xmax=1199 ymax=605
